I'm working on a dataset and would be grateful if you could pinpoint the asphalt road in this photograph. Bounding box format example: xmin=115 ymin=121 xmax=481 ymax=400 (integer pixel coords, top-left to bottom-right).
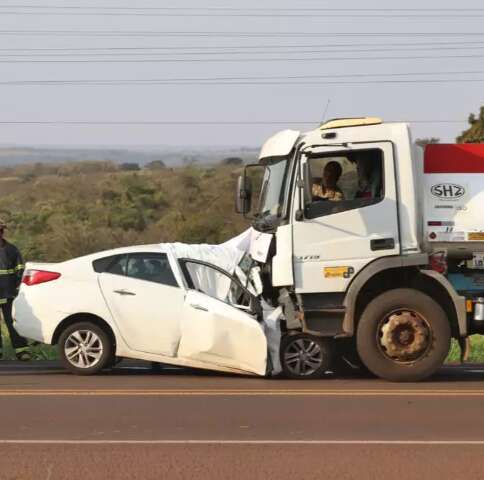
xmin=1 ymin=361 xmax=484 ymax=480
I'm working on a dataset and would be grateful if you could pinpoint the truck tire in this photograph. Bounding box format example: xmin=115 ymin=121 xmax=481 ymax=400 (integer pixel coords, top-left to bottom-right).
xmin=356 ymin=288 xmax=451 ymax=382
xmin=280 ymin=333 xmax=332 ymax=379
xmin=58 ymin=322 xmax=114 ymax=375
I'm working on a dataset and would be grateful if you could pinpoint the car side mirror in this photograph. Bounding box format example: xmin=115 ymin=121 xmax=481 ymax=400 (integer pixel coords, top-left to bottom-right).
xmin=235 ymin=174 xmax=252 ymax=214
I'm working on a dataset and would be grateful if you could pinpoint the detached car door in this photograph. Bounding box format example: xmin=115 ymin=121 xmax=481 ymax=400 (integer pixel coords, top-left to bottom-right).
xmin=176 ymin=259 xmax=267 ymax=376
xmin=96 ymin=252 xmax=185 ymax=357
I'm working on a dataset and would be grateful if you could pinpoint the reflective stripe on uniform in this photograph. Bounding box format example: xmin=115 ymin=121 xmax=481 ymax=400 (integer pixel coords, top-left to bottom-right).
xmin=0 ymin=264 xmax=23 ymax=274
xmin=15 ymin=347 xmax=29 ymax=354
xmin=0 ymin=269 xmax=15 ymax=275
xmin=0 ymin=298 xmax=7 ymax=305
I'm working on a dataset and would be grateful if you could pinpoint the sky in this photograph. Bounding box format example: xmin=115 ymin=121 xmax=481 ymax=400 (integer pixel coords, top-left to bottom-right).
xmin=0 ymin=0 xmax=483 ymax=148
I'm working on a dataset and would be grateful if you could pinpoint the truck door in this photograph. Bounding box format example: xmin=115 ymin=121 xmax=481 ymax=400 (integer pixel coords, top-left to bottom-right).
xmin=292 ymin=142 xmax=400 ymax=293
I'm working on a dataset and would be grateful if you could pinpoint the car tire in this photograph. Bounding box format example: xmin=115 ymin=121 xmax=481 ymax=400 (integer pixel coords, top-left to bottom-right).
xmin=280 ymin=333 xmax=332 ymax=379
xmin=58 ymin=322 xmax=114 ymax=376
xmin=356 ymin=288 xmax=451 ymax=382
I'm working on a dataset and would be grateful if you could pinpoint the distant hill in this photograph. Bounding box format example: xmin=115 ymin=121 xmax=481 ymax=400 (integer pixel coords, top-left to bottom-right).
xmin=0 ymin=145 xmax=259 ymax=168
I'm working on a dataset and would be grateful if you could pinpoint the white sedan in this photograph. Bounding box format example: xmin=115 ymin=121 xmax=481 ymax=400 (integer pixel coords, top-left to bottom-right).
xmin=13 ymin=244 xmax=272 ymax=376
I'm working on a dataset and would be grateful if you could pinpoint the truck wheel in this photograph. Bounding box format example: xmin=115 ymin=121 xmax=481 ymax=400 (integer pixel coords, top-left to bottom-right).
xmin=58 ymin=322 xmax=114 ymax=375
xmin=280 ymin=333 xmax=332 ymax=379
xmin=356 ymin=288 xmax=451 ymax=382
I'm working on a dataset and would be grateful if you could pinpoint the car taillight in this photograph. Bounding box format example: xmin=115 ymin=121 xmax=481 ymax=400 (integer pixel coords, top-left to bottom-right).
xmin=22 ymin=269 xmax=61 ymax=286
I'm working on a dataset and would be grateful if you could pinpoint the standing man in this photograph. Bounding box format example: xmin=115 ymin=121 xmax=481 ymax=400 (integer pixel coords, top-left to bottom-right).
xmin=0 ymin=220 xmax=30 ymax=361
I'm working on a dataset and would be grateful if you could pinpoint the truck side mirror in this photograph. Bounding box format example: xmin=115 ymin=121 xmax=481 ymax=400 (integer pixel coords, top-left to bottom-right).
xmin=235 ymin=175 xmax=252 ymax=214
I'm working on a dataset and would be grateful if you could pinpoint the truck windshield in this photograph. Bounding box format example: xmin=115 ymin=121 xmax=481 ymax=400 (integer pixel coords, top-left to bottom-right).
xmin=257 ymin=157 xmax=289 ymax=217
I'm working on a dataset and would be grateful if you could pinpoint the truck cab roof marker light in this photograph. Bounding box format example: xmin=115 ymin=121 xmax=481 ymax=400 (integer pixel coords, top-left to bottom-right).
xmin=319 ymin=117 xmax=382 ymax=130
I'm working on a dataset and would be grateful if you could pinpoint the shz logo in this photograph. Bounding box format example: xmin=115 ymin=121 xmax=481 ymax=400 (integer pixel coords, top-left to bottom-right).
xmin=431 ymin=183 xmax=466 ymax=200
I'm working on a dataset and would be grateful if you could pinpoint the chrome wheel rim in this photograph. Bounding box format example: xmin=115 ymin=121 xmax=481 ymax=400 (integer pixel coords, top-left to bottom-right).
xmin=64 ymin=330 xmax=103 ymax=369
xmin=284 ymin=337 xmax=323 ymax=376
xmin=377 ymin=310 xmax=432 ymax=364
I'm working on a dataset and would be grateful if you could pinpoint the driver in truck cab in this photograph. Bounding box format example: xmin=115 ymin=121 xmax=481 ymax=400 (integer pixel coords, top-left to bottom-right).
xmin=312 ymin=161 xmax=345 ymax=201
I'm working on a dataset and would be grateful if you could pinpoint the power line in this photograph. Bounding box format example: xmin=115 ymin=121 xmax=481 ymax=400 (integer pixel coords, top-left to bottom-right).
xmin=2 ymin=30 xmax=484 ymax=37
xmin=3 ymin=54 xmax=484 ymax=63
xmin=1 ymin=6 xmax=484 ymax=12
xmin=2 ymin=41 xmax=484 ymax=52
xmin=2 ymin=10 xmax=484 ymax=17
xmin=0 ymin=120 xmax=467 ymax=125
xmin=1 ymin=79 xmax=483 ymax=86
xmin=2 ymin=70 xmax=484 ymax=85
xmin=5 ymin=45 xmax=484 ymax=58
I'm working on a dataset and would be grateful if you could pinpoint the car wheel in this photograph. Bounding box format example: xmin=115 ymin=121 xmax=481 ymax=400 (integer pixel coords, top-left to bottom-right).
xmin=58 ymin=322 xmax=114 ymax=375
xmin=280 ymin=333 xmax=332 ymax=379
xmin=356 ymin=288 xmax=451 ymax=382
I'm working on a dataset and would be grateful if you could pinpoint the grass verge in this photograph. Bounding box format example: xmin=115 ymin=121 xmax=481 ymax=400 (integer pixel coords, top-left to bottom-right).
xmin=2 ymin=323 xmax=484 ymax=363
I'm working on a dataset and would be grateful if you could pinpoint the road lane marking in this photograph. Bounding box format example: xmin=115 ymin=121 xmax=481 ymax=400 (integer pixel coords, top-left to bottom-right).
xmin=1 ymin=388 xmax=484 ymax=396
xmin=1 ymin=440 xmax=484 ymax=445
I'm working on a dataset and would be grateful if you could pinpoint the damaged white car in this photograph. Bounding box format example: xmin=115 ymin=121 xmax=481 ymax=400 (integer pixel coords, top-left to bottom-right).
xmin=12 ymin=236 xmax=332 ymax=379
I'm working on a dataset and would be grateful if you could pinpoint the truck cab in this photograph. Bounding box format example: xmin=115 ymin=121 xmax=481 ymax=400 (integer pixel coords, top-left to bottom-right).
xmin=236 ymin=117 xmax=483 ymax=381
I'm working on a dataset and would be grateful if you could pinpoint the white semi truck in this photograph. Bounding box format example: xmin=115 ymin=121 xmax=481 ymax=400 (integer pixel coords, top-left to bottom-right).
xmin=235 ymin=117 xmax=484 ymax=382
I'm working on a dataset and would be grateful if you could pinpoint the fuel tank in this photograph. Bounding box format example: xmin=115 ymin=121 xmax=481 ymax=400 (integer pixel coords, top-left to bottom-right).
xmin=423 ymin=144 xmax=484 ymax=262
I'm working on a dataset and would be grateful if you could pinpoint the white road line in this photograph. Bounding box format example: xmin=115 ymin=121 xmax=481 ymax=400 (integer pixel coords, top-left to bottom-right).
xmin=0 ymin=440 xmax=484 ymax=445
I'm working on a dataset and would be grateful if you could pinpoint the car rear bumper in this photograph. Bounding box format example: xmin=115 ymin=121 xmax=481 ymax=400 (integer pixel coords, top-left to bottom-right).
xmin=12 ymin=292 xmax=56 ymax=344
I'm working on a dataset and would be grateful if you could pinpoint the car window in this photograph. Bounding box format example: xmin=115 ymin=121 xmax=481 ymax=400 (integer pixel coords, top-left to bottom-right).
xmin=305 ymin=148 xmax=384 ymax=219
xmin=126 ymin=252 xmax=178 ymax=287
xmin=92 ymin=254 xmax=128 ymax=276
xmin=182 ymin=261 xmax=252 ymax=308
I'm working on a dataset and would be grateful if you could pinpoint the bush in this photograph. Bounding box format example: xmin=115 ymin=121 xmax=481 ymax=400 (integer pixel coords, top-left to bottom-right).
xmin=145 ymin=160 xmax=166 ymax=170
xmin=221 ymin=157 xmax=243 ymax=166
xmin=3 ymin=164 xmax=249 ymax=263
xmin=119 ymin=162 xmax=140 ymax=171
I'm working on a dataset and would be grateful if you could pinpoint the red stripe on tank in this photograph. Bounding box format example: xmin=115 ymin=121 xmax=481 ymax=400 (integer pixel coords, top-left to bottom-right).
xmin=424 ymin=144 xmax=484 ymax=173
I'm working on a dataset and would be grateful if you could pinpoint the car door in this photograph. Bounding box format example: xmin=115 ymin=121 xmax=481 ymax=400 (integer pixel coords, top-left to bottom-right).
xmin=97 ymin=252 xmax=185 ymax=357
xmin=176 ymin=259 xmax=267 ymax=376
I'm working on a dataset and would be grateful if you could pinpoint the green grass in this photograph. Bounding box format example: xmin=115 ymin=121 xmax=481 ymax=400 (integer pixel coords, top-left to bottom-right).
xmin=2 ymin=321 xmax=484 ymax=363
xmin=446 ymin=335 xmax=484 ymax=363
xmin=0 ymin=323 xmax=57 ymax=360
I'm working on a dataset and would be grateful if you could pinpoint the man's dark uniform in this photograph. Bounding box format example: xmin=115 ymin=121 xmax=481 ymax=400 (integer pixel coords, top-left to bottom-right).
xmin=0 ymin=240 xmax=28 ymax=358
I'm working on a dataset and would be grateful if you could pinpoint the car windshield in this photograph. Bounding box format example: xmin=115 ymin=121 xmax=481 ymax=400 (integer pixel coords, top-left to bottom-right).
xmin=257 ymin=157 xmax=289 ymax=217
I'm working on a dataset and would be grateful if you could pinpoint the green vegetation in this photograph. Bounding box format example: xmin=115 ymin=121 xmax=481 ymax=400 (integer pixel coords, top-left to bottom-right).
xmin=0 ymin=160 xmax=250 ymax=360
xmin=0 ymin=161 xmax=248 ymax=263
xmin=0 ymin=324 xmax=57 ymax=360
xmin=447 ymin=336 xmax=484 ymax=364
xmin=457 ymin=105 xmax=484 ymax=143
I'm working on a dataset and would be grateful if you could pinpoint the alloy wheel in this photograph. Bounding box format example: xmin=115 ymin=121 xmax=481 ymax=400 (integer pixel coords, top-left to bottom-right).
xmin=64 ymin=329 xmax=104 ymax=369
xmin=283 ymin=337 xmax=324 ymax=376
